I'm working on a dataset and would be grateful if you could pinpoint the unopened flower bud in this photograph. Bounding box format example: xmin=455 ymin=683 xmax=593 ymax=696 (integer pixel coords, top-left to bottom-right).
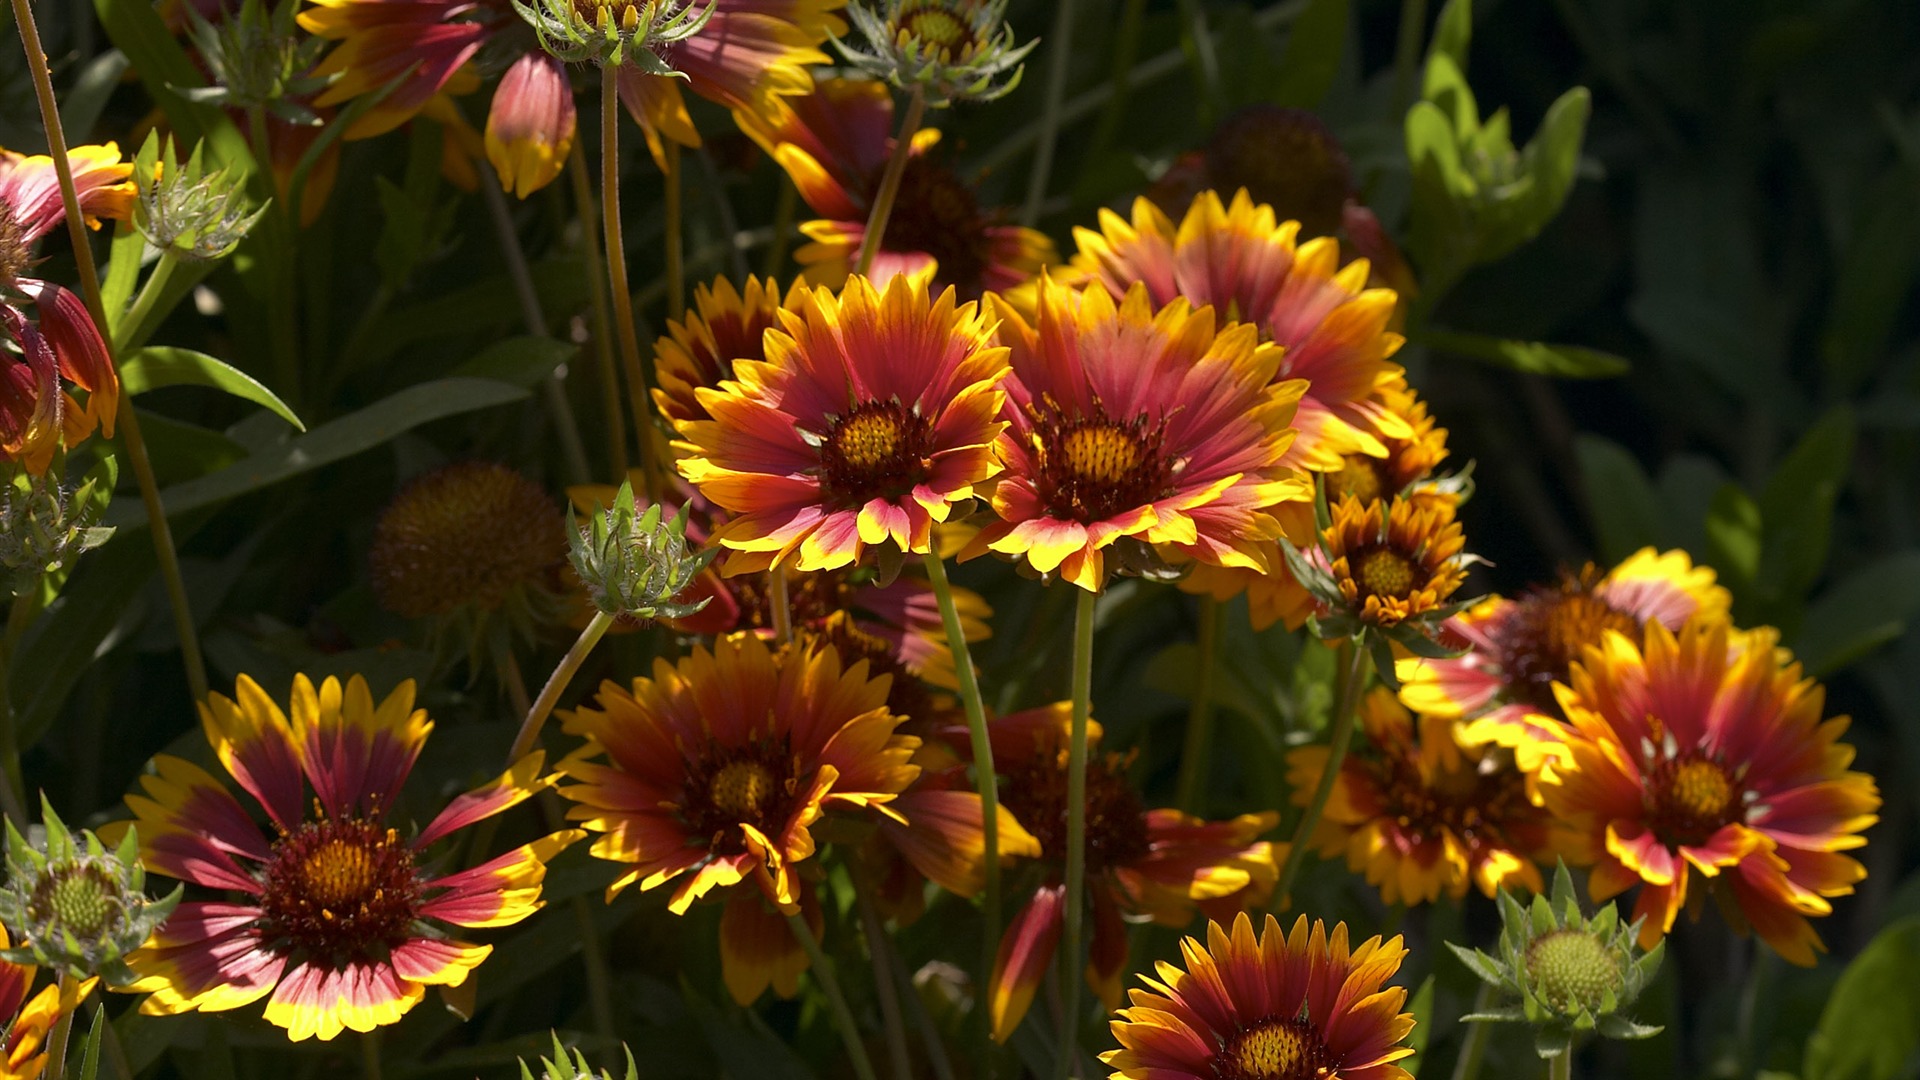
xmin=132 ymin=135 xmax=266 ymax=263
xmin=519 ymin=1033 xmax=638 ymax=1080
xmin=568 ymin=482 xmax=716 ymax=620
xmin=840 ymin=0 xmax=1036 ymax=105
xmin=180 ymin=0 xmax=326 ymax=115
xmin=1448 ymin=861 xmax=1664 ymax=1059
xmin=0 ymin=462 xmax=115 ymax=596
xmin=513 ymin=0 xmax=717 ymax=70
xmin=0 ymin=796 xmax=180 ymax=985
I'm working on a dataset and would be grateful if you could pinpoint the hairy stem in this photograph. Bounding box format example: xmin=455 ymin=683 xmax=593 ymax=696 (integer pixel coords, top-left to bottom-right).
xmin=1054 ymin=587 xmax=1098 ymax=1080
xmin=855 ymin=86 xmax=927 ymax=276
xmin=788 ymin=911 xmax=880 ymax=1080
xmin=567 ymin=139 xmax=630 ymax=478
xmin=11 ymin=0 xmax=208 ymax=704
xmin=600 ymin=76 xmax=662 ymax=499
xmin=1273 ymin=641 xmax=1370 ymax=909
xmin=508 ymin=610 xmax=614 ymax=767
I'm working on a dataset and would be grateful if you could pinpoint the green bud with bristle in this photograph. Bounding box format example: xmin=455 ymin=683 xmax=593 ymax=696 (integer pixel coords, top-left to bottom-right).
xmin=519 ymin=1032 xmax=638 ymax=1080
xmin=567 ymin=481 xmax=717 ymax=620
xmin=0 ymin=459 xmax=116 ymax=597
xmin=132 ymin=134 xmax=268 ymax=264
xmin=0 ymin=796 xmax=181 ymax=985
xmin=178 ymin=0 xmax=327 ymax=116
xmin=512 ymin=0 xmax=716 ymax=70
xmin=837 ymin=0 xmax=1036 ymax=106
xmin=1448 ymin=860 xmax=1665 ymax=1060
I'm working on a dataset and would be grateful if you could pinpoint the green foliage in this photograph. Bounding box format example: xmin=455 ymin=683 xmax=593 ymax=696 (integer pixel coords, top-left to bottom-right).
xmin=1804 ymin=916 xmax=1920 ymax=1080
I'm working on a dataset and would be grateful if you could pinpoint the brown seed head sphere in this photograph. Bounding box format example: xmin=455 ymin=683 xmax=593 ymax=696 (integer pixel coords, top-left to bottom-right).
xmin=370 ymin=462 xmax=566 ymax=619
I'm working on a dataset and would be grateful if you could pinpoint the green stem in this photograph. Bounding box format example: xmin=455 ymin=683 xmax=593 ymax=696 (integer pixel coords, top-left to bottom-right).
xmin=567 ymin=139 xmax=630 ymax=479
xmin=855 ymin=86 xmax=927 ymax=277
xmin=918 ymin=551 xmax=1001 ymax=1052
xmin=245 ymin=103 xmax=301 ymax=405
xmin=1549 ymin=1049 xmax=1572 ymax=1080
xmin=116 ymin=249 xmax=181 ymax=353
xmin=361 ymin=1029 xmax=383 ymax=1080
xmin=476 ymin=154 xmax=593 ymax=487
xmin=886 ymin=923 xmax=956 ymax=1080
xmin=10 ymin=0 xmax=209 ymax=706
xmin=507 ymin=610 xmax=614 ymax=766
xmin=1022 ymin=0 xmax=1079 ymax=227
xmin=855 ymin=876 xmax=914 ymax=1080
xmin=1449 ymin=983 xmax=1494 ymax=1080
xmin=1054 ymin=587 xmax=1097 ymax=1080
xmin=43 ymin=973 xmax=80 ymax=1080
xmin=763 ymin=175 xmax=798 ymax=279
xmin=663 ymin=141 xmax=685 ymax=320
xmin=1173 ymin=596 xmax=1222 ymax=813
xmin=1272 ymin=641 xmax=1370 ymax=910
xmin=600 ymin=75 xmax=663 ymax=500
xmin=1389 ymin=0 xmax=1431 ymax=122
xmin=788 ymin=911 xmax=880 ymax=1080
xmin=1175 ymin=0 xmax=1222 ymax=127
xmin=0 ymin=596 xmax=28 ymax=825
xmin=1087 ymin=0 xmax=1148 ymax=161
xmin=769 ymin=565 xmax=794 ymax=644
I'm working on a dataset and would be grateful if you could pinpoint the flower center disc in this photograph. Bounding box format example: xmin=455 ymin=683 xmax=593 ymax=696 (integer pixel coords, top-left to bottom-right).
xmin=1332 ymin=453 xmax=1386 ymax=503
xmin=820 ymin=400 xmax=931 ymax=504
xmin=1354 ymin=547 xmax=1416 ymax=600
xmin=997 ymin=750 xmax=1150 ymax=872
xmin=710 ymin=760 xmax=777 ymax=819
xmin=1650 ymin=755 xmax=1737 ymax=845
xmin=260 ymin=818 xmax=420 ymax=961
xmin=899 ymin=5 xmax=974 ymax=52
xmin=1032 ymin=405 xmax=1175 ymax=524
xmin=1525 ymin=929 xmax=1624 ymax=1015
xmin=1493 ymin=570 xmax=1638 ymax=713
xmin=682 ymin=739 xmax=797 ymax=854
xmin=1221 ymin=1017 xmax=1332 ymax=1080
xmin=881 ymin=158 xmax=992 ymax=294
xmin=30 ymin=862 xmax=122 ymax=940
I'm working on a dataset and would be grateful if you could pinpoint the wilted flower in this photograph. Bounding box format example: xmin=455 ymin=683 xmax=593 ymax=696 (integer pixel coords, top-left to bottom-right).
xmin=0 ymin=462 xmax=114 ymax=596
xmin=568 ymin=479 xmax=716 ymax=619
xmin=0 ymin=796 xmax=180 ymax=985
xmin=1449 ymin=863 xmax=1664 ymax=1058
xmin=131 ymin=135 xmax=266 ymax=263
xmin=839 ymin=0 xmax=1035 ymax=104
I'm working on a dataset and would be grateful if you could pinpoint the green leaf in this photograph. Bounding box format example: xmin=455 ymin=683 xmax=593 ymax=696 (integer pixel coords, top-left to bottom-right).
xmin=1508 ymin=87 xmax=1592 ymax=249
xmin=119 ymin=347 xmax=305 ymax=430
xmin=1793 ymin=552 xmax=1920 ymax=677
xmin=451 ymin=336 xmax=580 ymax=389
xmin=59 ymin=50 xmax=131 ymax=145
xmin=1756 ymin=407 xmax=1856 ymax=619
xmin=99 ymin=220 xmax=145 ymax=324
xmin=1270 ymin=0 xmax=1348 ymax=109
xmin=74 ymin=1004 xmax=105 ymax=1080
xmin=1574 ymin=434 xmax=1664 ymax=563
xmin=1804 ymin=915 xmax=1920 ymax=1080
xmin=1704 ymin=482 xmax=1761 ymax=599
xmin=1427 ymin=0 xmax=1472 ymax=72
xmin=92 ymin=0 xmax=251 ymax=170
xmin=104 ymin=378 xmax=529 ymax=527
xmin=1425 ymin=329 xmax=1630 ymax=378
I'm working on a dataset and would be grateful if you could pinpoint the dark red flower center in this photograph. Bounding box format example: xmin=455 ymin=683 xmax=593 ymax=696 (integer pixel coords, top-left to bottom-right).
xmin=1491 ymin=567 xmax=1639 ymax=714
xmin=1216 ymin=1016 xmax=1334 ymax=1080
xmin=680 ymin=736 xmax=799 ymax=855
xmin=997 ymin=746 xmax=1150 ymax=873
xmin=878 ymin=157 xmax=994 ymax=296
xmin=1028 ymin=397 xmax=1177 ymax=525
xmin=1360 ymin=747 xmax=1535 ymax=851
xmin=819 ymin=399 xmax=934 ymax=505
xmin=0 ymin=200 xmax=30 ymax=284
xmin=259 ymin=818 xmax=421 ymax=963
xmin=1646 ymin=753 xmax=1740 ymax=848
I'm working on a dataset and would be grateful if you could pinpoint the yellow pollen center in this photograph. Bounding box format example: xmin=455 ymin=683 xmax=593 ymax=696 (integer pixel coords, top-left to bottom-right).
xmin=834 ymin=411 xmax=905 ymax=470
xmin=1231 ymin=1021 xmax=1311 ymax=1079
xmin=1668 ymin=759 xmax=1734 ymax=820
xmin=903 ymin=9 xmax=969 ymax=49
xmin=1333 ymin=454 xmax=1385 ymax=503
xmin=711 ymin=760 xmax=777 ymax=819
xmin=1062 ymin=425 xmax=1143 ymax=485
xmin=1355 ymin=547 xmax=1417 ymax=599
xmin=298 ymin=839 xmax=381 ymax=908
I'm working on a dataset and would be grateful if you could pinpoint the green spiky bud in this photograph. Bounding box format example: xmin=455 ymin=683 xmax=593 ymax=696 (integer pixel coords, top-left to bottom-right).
xmin=132 ymin=135 xmax=267 ymax=264
xmin=1448 ymin=861 xmax=1665 ymax=1060
xmin=519 ymin=1033 xmax=639 ymax=1080
xmin=0 ymin=459 xmax=115 ymax=597
xmin=178 ymin=0 xmax=328 ymax=117
xmin=0 ymin=796 xmax=181 ymax=985
xmin=837 ymin=0 xmax=1036 ymax=105
xmin=568 ymin=482 xmax=717 ymax=620
xmin=512 ymin=0 xmax=716 ymax=70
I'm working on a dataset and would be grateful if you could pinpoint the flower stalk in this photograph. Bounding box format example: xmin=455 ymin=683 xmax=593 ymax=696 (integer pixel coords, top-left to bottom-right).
xmin=599 ymin=74 xmax=663 ymax=499
xmin=1021 ymin=0 xmax=1077 ymax=226
xmin=567 ymin=139 xmax=630 ymax=478
xmin=1054 ymin=585 xmax=1097 ymax=1080
xmin=788 ymin=911 xmax=879 ymax=1080
xmin=1273 ymin=640 xmax=1371 ymax=909
xmin=664 ymin=142 xmax=686 ymax=320
xmin=1173 ymin=596 xmax=1221 ymax=812
xmin=10 ymin=0 xmax=209 ymax=705
xmin=855 ymin=85 xmax=928 ymax=276
xmin=510 ymin=610 xmax=614 ymax=767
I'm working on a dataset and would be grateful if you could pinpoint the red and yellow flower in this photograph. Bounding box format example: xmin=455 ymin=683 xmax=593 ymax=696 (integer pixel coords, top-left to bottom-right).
xmin=1542 ymin=616 xmax=1880 ymax=965
xmin=555 ymin=632 xmax=921 ymax=1002
xmin=119 ymin=674 xmax=579 ymax=1041
xmin=1285 ymin=688 xmax=1550 ymax=907
xmin=0 ymin=932 xmax=96 ymax=1080
xmin=1320 ymin=494 xmax=1467 ymax=629
xmin=1056 ymin=189 xmax=1408 ymax=473
xmin=964 ymin=275 xmax=1309 ymax=592
xmin=1399 ymin=548 xmax=1729 ymax=778
xmin=0 ymin=143 xmax=131 ymax=471
xmin=1102 ymin=912 xmax=1417 ymax=1080
xmin=738 ymin=76 xmax=1054 ymax=297
xmin=674 ymin=273 xmax=1009 ymax=574
xmin=979 ymin=706 xmax=1282 ymax=1042
xmin=653 ymin=275 xmax=813 ymax=427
